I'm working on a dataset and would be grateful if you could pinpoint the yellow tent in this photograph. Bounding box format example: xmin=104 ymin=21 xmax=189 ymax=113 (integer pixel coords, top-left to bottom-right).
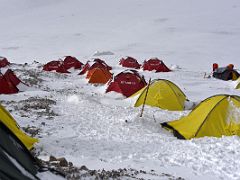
xmin=133 ymin=79 xmax=187 ymax=111
xmin=0 ymin=104 xmax=38 ymax=150
xmin=161 ymin=94 xmax=240 ymax=139
xmin=236 ymin=78 xmax=240 ymax=89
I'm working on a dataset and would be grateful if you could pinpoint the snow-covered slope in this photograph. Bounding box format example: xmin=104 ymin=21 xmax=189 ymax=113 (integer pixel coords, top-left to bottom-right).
xmin=1 ymin=0 xmax=240 ymax=179
xmin=1 ymin=0 xmax=240 ymax=70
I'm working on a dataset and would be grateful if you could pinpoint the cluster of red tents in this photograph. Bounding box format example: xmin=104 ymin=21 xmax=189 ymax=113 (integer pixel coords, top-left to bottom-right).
xmin=119 ymin=57 xmax=171 ymax=72
xmin=0 ymin=57 xmax=28 ymax=94
xmin=43 ymin=56 xmax=83 ymax=73
xmin=43 ymin=56 xmax=170 ymax=73
xmin=42 ymin=56 xmax=171 ymax=97
xmin=1 ymin=56 xmax=171 ymax=96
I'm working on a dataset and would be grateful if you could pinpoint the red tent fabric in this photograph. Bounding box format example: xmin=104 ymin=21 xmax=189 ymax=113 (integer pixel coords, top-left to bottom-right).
xmin=119 ymin=57 xmax=141 ymax=69
xmin=142 ymin=58 xmax=171 ymax=72
xmin=79 ymin=62 xmax=90 ymax=75
xmin=92 ymin=59 xmax=112 ymax=70
xmin=63 ymin=56 xmax=83 ymax=70
xmin=0 ymin=72 xmax=19 ymax=94
xmin=43 ymin=60 xmax=69 ymax=73
xmin=79 ymin=59 xmax=112 ymax=75
xmin=0 ymin=57 xmax=10 ymax=68
xmin=4 ymin=69 xmax=21 ymax=87
xmin=106 ymin=70 xmax=147 ymax=97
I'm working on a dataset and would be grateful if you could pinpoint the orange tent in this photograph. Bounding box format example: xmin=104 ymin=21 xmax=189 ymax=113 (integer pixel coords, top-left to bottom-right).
xmin=87 ymin=68 xmax=112 ymax=84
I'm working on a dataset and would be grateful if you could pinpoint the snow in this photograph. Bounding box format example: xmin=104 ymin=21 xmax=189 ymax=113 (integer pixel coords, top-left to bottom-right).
xmin=1 ymin=0 xmax=240 ymax=179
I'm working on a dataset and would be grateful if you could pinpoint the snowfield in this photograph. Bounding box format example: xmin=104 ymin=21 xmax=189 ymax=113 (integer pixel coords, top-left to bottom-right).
xmin=1 ymin=0 xmax=240 ymax=179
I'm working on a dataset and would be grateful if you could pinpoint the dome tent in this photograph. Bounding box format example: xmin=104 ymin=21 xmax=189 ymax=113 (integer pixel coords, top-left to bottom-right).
xmin=79 ymin=58 xmax=112 ymax=75
xmin=87 ymin=68 xmax=112 ymax=84
xmin=142 ymin=58 xmax=171 ymax=72
xmin=161 ymin=95 xmax=240 ymax=139
xmin=106 ymin=70 xmax=146 ymax=97
xmin=0 ymin=69 xmax=28 ymax=94
xmin=43 ymin=60 xmax=69 ymax=73
xmin=63 ymin=56 xmax=83 ymax=70
xmin=0 ymin=72 xmax=18 ymax=94
xmin=119 ymin=56 xmax=141 ymax=69
xmin=133 ymin=79 xmax=187 ymax=111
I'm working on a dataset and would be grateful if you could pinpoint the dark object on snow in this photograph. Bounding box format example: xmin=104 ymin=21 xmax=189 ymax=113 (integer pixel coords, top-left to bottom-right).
xmin=213 ymin=67 xmax=239 ymax=81
xmin=0 ymin=121 xmax=66 ymax=179
xmin=0 ymin=121 xmax=39 ymax=180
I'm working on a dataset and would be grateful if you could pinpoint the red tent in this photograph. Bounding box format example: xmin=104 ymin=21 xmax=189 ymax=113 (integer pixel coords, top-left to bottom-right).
xmin=43 ymin=60 xmax=69 ymax=73
xmin=142 ymin=58 xmax=171 ymax=72
xmin=63 ymin=56 xmax=83 ymax=70
xmin=0 ymin=71 xmax=19 ymax=94
xmin=79 ymin=59 xmax=112 ymax=75
xmin=106 ymin=70 xmax=147 ymax=97
xmin=92 ymin=59 xmax=112 ymax=70
xmin=4 ymin=69 xmax=22 ymax=87
xmin=0 ymin=57 xmax=10 ymax=68
xmin=3 ymin=69 xmax=28 ymax=91
xmin=119 ymin=57 xmax=141 ymax=69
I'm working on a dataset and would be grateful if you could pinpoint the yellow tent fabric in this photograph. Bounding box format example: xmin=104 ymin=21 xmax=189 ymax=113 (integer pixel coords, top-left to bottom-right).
xmin=161 ymin=95 xmax=240 ymax=139
xmin=236 ymin=78 xmax=240 ymax=89
xmin=133 ymin=79 xmax=187 ymax=111
xmin=0 ymin=104 xmax=38 ymax=150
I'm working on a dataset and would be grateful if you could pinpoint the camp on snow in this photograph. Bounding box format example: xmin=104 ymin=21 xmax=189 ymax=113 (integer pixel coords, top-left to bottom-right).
xmin=0 ymin=69 xmax=28 ymax=94
xmin=0 ymin=103 xmax=38 ymax=150
xmin=119 ymin=57 xmax=141 ymax=69
xmin=133 ymin=79 xmax=187 ymax=111
xmin=106 ymin=70 xmax=146 ymax=97
xmin=0 ymin=57 xmax=10 ymax=68
xmin=86 ymin=68 xmax=112 ymax=84
xmin=161 ymin=94 xmax=240 ymax=139
xmin=142 ymin=58 xmax=171 ymax=72
xmin=79 ymin=58 xmax=112 ymax=75
xmin=212 ymin=63 xmax=239 ymax=81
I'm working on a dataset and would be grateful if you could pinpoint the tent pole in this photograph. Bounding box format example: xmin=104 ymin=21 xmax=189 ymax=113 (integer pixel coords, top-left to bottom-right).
xmin=140 ymin=78 xmax=151 ymax=117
